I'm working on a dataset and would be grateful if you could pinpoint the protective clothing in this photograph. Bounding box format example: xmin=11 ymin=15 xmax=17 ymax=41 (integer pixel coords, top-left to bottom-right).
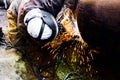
xmin=6 ymin=0 xmax=64 ymax=46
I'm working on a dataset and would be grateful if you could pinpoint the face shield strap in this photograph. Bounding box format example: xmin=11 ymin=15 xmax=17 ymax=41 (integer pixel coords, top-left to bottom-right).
xmin=40 ymin=10 xmax=58 ymax=41
xmin=25 ymin=16 xmax=42 ymax=26
xmin=37 ymin=17 xmax=56 ymax=42
xmin=37 ymin=18 xmax=45 ymax=39
xmin=25 ymin=16 xmax=46 ymax=42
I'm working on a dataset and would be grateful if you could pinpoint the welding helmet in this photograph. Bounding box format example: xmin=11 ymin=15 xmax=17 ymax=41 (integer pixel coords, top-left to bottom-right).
xmin=24 ymin=8 xmax=58 ymax=42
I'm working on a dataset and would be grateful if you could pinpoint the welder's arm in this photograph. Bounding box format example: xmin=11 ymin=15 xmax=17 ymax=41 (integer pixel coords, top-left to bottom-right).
xmin=41 ymin=0 xmax=65 ymax=17
xmin=6 ymin=0 xmax=23 ymax=46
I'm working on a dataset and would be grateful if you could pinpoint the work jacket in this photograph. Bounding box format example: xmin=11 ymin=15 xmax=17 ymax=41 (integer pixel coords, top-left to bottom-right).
xmin=6 ymin=0 xmax=64 ymax=46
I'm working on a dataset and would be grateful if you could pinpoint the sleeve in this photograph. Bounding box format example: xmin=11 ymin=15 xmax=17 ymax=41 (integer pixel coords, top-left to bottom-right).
xmin=6 ymin=0 xmax=23 ymax=46
xmin=40 ymin=0 xmax=65 ymax=17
